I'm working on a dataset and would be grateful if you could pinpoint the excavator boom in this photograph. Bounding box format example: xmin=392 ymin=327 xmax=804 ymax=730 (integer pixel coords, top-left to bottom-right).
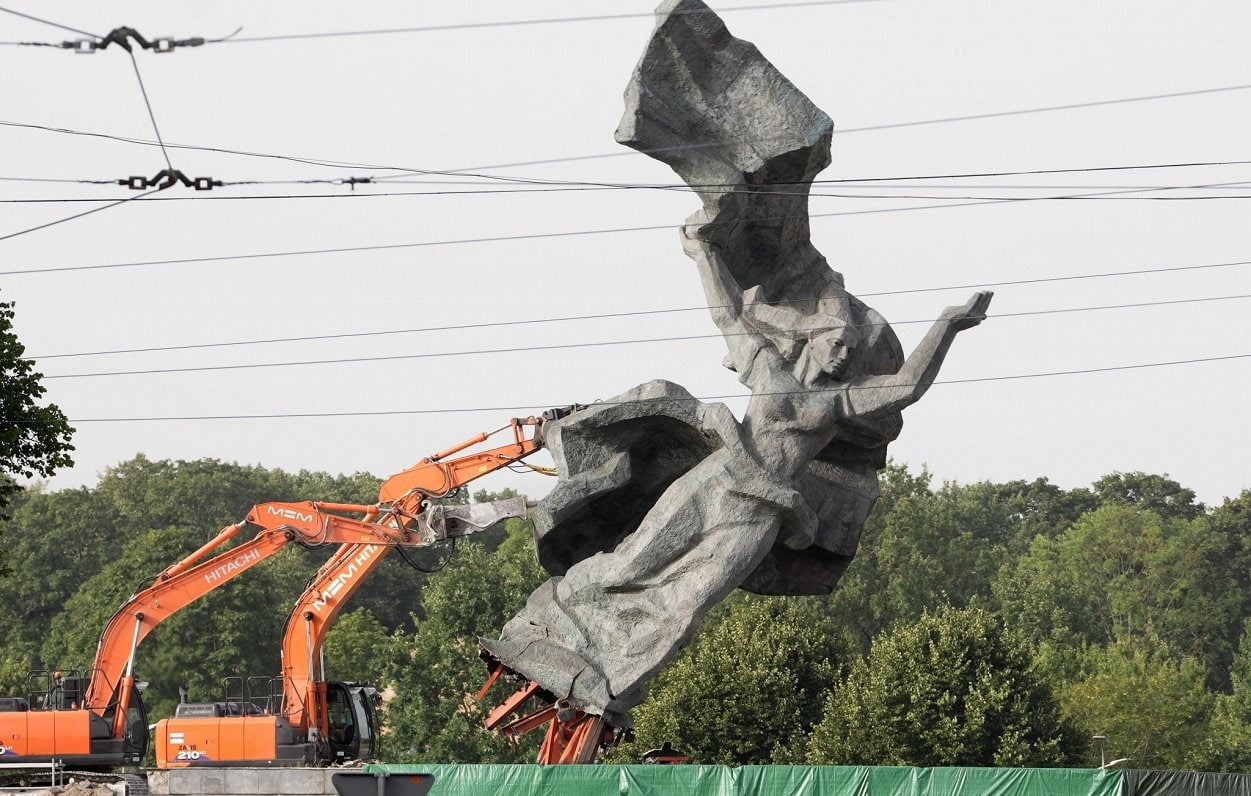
xmin=156 ymin=411 xmax=571 ymax=768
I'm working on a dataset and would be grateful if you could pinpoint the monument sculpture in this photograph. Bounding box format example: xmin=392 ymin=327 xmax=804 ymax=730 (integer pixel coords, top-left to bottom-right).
xmin=481 ymin=0 xmax=992 ymax=748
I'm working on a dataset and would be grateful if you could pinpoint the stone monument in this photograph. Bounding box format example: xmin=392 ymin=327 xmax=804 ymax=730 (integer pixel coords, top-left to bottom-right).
xmin=481 ymin=0 xmax=992 ymax=732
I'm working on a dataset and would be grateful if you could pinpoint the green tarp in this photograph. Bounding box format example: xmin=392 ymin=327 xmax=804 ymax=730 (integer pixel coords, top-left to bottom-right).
xmin=360 ymin=764 xmax=1123 ymax=795
xmin=1121 ymin=768 xmax=1251 ymax=796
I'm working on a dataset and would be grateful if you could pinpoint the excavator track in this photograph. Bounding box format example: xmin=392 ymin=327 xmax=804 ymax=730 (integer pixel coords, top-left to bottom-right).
xmin=0 ymin=769 xmax=148 ymax=793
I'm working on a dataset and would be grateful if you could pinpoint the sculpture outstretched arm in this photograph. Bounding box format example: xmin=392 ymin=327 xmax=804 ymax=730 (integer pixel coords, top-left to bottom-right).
xmin=849 ymin=291 xmax=993 ymax=418
xmin=681 ymin=221 xmax=771 ymax=376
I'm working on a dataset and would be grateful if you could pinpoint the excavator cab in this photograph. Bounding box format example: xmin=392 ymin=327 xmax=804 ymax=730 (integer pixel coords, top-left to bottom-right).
xmin=87 ymin=674 xmax=150 ymax=766
xmin=105 ymin=693 xmax=150 ymax=766
xmin=324 ymin=682 xmax=379 ymax=763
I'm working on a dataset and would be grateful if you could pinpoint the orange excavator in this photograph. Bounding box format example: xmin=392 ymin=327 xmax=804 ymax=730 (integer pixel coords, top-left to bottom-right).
xmin=0 ymin=411 xmax=566 ymax=770
xmin=155 ymin=412 xmax=563 ymax=767
xmin=0 ymin=495 xmax=458 ymax=768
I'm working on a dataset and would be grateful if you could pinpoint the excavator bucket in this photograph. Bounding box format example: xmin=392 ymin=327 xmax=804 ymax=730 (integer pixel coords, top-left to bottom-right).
xmin=415 ymin=496 xmax=529 ymax=543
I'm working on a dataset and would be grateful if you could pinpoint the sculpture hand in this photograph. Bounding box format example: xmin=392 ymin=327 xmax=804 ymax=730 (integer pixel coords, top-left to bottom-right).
xmin=940 ymin=290 xmax=994 ymax=332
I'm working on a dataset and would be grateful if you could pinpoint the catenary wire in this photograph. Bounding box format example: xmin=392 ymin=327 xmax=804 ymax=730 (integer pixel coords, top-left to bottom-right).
xmin=0 ymin=187 xmax=160 ymax=242
xmin=36 ymin=354 xmax=1251 ymax=422
xmin=6 ymin=72 xmax=1251 ymax=182
xmin=8 ymin=188 xmax=1251 ymax=203
xmin=436 ymin=85 xmax=1251 ymax=173
xmin=26 ymin=258 xmax=1251 ymax=360
xmin=0 ymin=175 xmax=117 ymax=185
xmin=213 ymin=0 xmax=898 ymax=44
xmin=2 ymin=175 xmax=1242 ymax=265
xmin=0 ymin=5 xmax=98 ymax=39
xmin=1 ymin=142 xmax=1249 ymax=192
xmin=36 ymin=294 xmax=1251 ymax=379
xmin=125 ymin=50 xmax=173 ymax=170
xmin=0 ymin=120 xmax=530 ymax=184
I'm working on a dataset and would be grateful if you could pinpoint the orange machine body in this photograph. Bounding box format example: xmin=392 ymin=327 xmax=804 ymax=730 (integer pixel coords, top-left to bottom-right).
xmin=0 ymin=414 xmax=554 ymax=769
xmin=157 ymin=415 xmax=553 ymax=768
xmin=0 ymin=709 xmax=94 ymax=758
xmin=157 ymin=715 xmax=292 ymax=767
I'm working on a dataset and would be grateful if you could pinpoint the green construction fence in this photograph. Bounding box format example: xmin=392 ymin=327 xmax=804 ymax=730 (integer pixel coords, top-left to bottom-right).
xmin=357 ymin=763 xmax=1141 ymax=795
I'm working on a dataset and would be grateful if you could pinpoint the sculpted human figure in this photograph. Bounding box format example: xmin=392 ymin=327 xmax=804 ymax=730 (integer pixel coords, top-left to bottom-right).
xmin=481 ymin=0 xmax=993 ymax=731
xmin=482 ymin=210 xmax=991 ymax=724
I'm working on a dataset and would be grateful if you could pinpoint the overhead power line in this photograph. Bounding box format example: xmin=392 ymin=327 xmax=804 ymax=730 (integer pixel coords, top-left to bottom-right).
xmin=8 ymin=187 xmax=1251 ymax=204
xmin=6 ymin=156 xmax=1251 ymax=197
xmin=0 ymin=119 xmax=507 ymax=183
xmin=36 ymin=294 xmax=1251 ymax=379
xmin=42 ymin=353 xmax=1251 ymax=423
xmin=28 ymin=259 xmax=1251 ymax=360
xmin=211 ymin=1 xmax=895 ymax=44
xmin=453 ymin=83 xmax=1251 ymax=173
xmin=4 ymin=174 xmax=1244 ymax=262
xmin=450 ymin=86 xmax=1251 ymax=172
xmin=3 ymin=114 xmax=1251 ymax=190
xmin=125 ymin=50 xmax=173 ymax=170
xmin=0 ymin=1 xmax=887 ymax=48
xmin=0 ymin=187 xmax=160 ymax=242
xmin=7 ymin=73 xmax=1251 ymax=182
xmin=0 ymin=5 xmax=97 ymax=38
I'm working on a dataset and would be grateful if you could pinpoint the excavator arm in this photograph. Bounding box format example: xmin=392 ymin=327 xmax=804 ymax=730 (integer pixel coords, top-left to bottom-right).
xmin=152 ymin=409 xmax=576 ymax=767
xmin=87 ymin=473 xmax=539 ymax=742
xmin=278 ymin=415 xmax=557 ymax=747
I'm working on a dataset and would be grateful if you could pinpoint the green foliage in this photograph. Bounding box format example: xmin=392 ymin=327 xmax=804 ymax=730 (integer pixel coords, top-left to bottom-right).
xmin=0 ymin=453 xmax=1246 ymax=770
xmin=808 ymin=606 xmax=1082 ymax=767
xmin=383 ymin=518 xmax=546 ymax=762
xmin=826 ymin=464 xmax=1091 ymax=651
xmin=0 ymin=456 xmax=386 ymax=717
xmin=1190 ymin=620 xmax=1251 ymax=772
xmin=1210 ymin=491 xmax=1251 ymax=637
xmin=324 ymin=608 xmax=399 ymax=690
xmin=995 ymin=504 xmax=1242 ymax=677
xmin=472 ymin=486 xmax=519 ymax=504
xmin=0 ymin=296 xmax=74 ymax=526
xmin=608 ymin=595 xmax=846 ymax=765
xmin=1092 ymin=471 xmax=1203 ymax=519
xmin=1060 ymin=637 xmax=1215 ymax=770
xmin=0 ymin=486 xmax=125 ymax=689
xmin=91 ymin=455 xmax=378 ymax=533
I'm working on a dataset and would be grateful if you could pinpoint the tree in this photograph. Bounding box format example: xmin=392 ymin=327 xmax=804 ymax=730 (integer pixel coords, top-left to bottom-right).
xmin=826 ymin=464 xmax=1085 ymax=651
xmin=1060 ymin=637 xmax=1214 ymax=770
xmin=0 ymin=457 xmax=389 ymax=718
xmin=39 ymin=523 xmax=314 ymax=722
xmin=994 ymin=504 xmax=1240 ymax=674
xmin=1210 ymin=490 xmax=1251 ymax=642
xmin=1191 ymin=620 xmax=1251 ymax=772
xmin=0 ymin=485 xmax=125 ymax=690
xmin=0 ymin=295 xmax=74 ymax=522
xmin=981 ymin=477 xmax=1098 ymax=550
xmin=383 ymin=518 xmax=546 ymax=762
xmin=608 ymin=594 xmax=847 ymax=765
xmin=1092 ymin=472 xmax=1203 ymax=520
xmin=324 ymin=608 xmax=399 ymax=690
xmin=808 ymin=606 xmax=1081 ymax=767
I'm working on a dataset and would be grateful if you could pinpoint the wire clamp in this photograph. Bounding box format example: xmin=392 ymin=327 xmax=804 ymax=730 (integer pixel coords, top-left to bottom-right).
xmin=119 ymin=169 xmax=223 ymax=191
xmin=61 ymin=28 xmax=211 ymax=54
xmin=336 ymin=177 xmax=374 ymax=191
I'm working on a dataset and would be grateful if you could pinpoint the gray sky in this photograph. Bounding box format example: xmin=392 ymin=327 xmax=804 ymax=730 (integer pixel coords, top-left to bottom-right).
xmin=3 ymin=0 xmax=1249 ymax=506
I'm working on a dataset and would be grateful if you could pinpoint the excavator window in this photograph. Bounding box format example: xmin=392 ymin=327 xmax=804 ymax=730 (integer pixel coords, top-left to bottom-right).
xmin=124 ymin=697 xmax=150 ymax=764
xmin=326 ymin=686 xmax=356 ymax=749
xmin=350 ymin=687 xmax=379 ymax=759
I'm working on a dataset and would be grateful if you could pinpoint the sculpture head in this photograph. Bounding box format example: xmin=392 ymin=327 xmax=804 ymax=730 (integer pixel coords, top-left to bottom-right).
xmin=804 ymin=325 xmax=857 ymax=380
xmin=741 ymin=280 xmax=861 ymax=383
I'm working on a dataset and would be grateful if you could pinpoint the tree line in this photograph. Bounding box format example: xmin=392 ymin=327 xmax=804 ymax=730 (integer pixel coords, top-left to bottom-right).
xmin=1 ymin=456 xmax=1249 ymax=771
